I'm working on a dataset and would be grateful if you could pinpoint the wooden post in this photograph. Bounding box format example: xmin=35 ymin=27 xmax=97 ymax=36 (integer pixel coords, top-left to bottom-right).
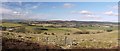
xmin=46 ymin=36 xmax=49 ymax=44
xmin=65 ymin=36 xmax=67 ymax=45
xmin=37 ymin=37 xmax=39 ymax=42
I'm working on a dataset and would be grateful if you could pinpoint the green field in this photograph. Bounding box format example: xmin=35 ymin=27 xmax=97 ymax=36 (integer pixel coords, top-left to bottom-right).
xmin=2 ymin=22 xmax=118 ymax=49
xmin=1 ymin=22 xmax=22 ymax=27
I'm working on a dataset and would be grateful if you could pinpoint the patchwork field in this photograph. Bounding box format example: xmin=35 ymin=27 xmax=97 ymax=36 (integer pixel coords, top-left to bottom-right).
xmin=1 ymin=22 xmax=119 ymax=49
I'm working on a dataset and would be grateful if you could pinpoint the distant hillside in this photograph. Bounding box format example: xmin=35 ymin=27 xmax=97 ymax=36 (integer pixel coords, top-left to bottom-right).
xmin=2 ymin=19 xmax=118 ymax=25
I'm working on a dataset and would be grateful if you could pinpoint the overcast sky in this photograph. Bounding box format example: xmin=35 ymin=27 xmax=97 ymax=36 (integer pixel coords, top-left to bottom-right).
xmin=1 ymin=2 xmax=118 ymax=22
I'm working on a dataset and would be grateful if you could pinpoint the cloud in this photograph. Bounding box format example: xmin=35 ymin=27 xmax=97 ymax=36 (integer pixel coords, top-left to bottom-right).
xmin=85 ymin=15 xmax=100 ymax=18
xmin=0 ymin=6 xmax=49 ymax=20
xmin=25 ymin=13 xmax=53 ymax=20
xmin=23 ymin=3 xmax=42 ymax=10
xmin=32 ymin=5 xmax=38 ymax=9
xmin=0 ymin=7 xmax=13 ymax=14
xmin=112 ymin=5 xmax=118 ymax=10
xmin=53 ymin=3 xmax=74 ymax=9
xmin=71 ymin=10 xmax=93 ymax=15
xmin=70 ymin=10 xmax=100 ymax=19
xmin=52 ymin=6 xmax=57 ymax=8
xmin=63 ymin=3 xmax=74 ymax=8
xmin=0 ymin=7 xmax=22 ymax=15
xmin=86 ymin=15 xmax=95 ymax=17
xmin=12 ymin=11 xmax=21 ymax=14
xmin=80 ymin=15 xmax=101 ymax=20
xmin=79 ymin=10 xmax=93 ymax=15
xmin=1 ymin=7 xmax=30 ymax=19
xmin=104 ymin=11 xmax=118 ymax=16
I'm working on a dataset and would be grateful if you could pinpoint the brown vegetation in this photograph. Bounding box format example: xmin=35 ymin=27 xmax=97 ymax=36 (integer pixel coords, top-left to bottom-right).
xmin=2 ymin=37 xmax=61 ymax=51
xmin=74 ymin=30 xmax=90 ymax=34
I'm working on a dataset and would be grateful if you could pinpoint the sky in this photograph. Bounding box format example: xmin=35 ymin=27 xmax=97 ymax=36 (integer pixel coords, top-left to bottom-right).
xmin=1 ymin=2 xmax=118 ymax=22
xmin=0 ymin=0 xmax=119 ymax=2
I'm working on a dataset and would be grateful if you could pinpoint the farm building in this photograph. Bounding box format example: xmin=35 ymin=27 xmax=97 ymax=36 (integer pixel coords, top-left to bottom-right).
xmin=7 ymin=27 xmax=16 ymax=32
